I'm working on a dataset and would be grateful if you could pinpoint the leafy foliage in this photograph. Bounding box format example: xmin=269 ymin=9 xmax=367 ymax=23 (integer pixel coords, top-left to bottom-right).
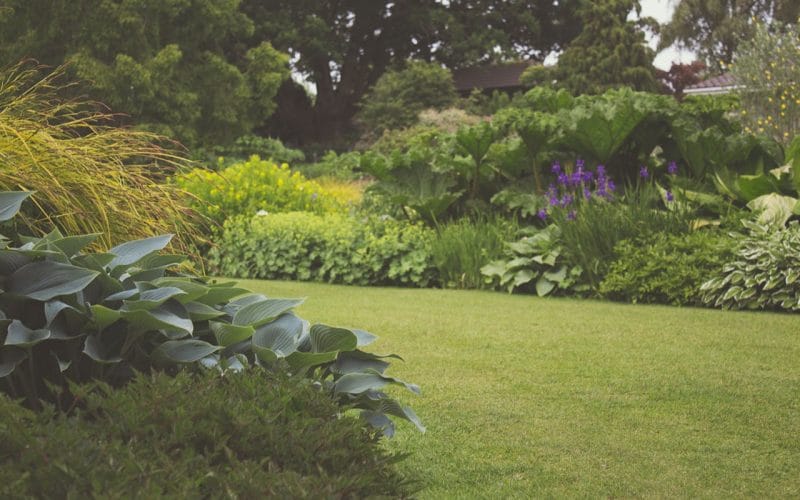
xmin=0 ymin=0 xmax=290 ymax=147
xmin=358 ymin=61 xmax=457 ymax=137
xmin=600 ymin=231 xmax=735 ymax=305
xmin=0 ymin=370 xmax=414 ymax=497
xmin=0 ymin=62 xmax=204 ymax=253
xmin=701 ymin=221 xmax=800 ymax=311
xmin=0 ymin=193 xmax=421 ymax=433
xmin=209 ymin=212 xmax=437 ymax=288
xmin=174 ymin=156 xmax=352 ymax=223
xmin=204 ymin=135 xmax=306 ymax=167
xmin=481 ymin=224 xmax=586 ymax=296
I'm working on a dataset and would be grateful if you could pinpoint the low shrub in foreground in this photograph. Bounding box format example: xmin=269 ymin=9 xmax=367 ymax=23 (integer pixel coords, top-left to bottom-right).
xmin=209 ymin=212 xmax=436 ymax=287
xmin=0 ymin=370 xmax=414 ymax=498
xmin=174 ymin=156 xmax=353 ymax=223
xmin=701 ymin=221 xmax=800 ymax=311
xmin=600 ymin=230 xmax=735 ymax=306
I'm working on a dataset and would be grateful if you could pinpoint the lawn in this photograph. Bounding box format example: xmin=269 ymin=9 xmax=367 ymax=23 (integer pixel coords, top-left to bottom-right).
xmin=239 ymin=279 xmax=800 ymax=498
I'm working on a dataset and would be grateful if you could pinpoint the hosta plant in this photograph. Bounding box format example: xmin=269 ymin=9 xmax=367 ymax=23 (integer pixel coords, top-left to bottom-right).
xmin=0 ymin=192 xmax=421 ymax=436
xmin=481 ymin=224 xmax=586 ymax=296
xmin=700 ymin=220 xmax=800 ymax=311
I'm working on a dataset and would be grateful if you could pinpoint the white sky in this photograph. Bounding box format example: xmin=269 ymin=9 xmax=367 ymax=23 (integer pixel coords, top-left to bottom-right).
xmin=639 ymin=0 xmax=697 ymax=69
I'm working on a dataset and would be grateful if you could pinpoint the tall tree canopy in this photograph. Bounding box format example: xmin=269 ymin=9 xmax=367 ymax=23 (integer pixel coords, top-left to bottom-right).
xmin=553 ymin=0 xmax=658 ymax=95
xmin=0 ymin=0 xmax=289 ymax=147
xmin=659 ymin=0 xmax=800 ymax=72
xmin=243 ymin=0 xmax=583 ymax=142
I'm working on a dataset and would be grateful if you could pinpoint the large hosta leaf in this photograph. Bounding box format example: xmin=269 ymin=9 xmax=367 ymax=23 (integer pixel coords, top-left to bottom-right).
xmin=210 ymin=322 xmax=255 ymax=347
xmin=122 ymin=287 xmax=188 ymax=311
xmin=108 ymin=234 xmax=173 ymax=269
xmin=0 ymin=191 xmax=32 ymax=222
xmin=124 ymin=301 xmax=193 ymax=334
xmin=7 ymin=261 xmax=99 ymax=301
xmin=310 ymin=325 xmax=358 ymax=353
xmin=4 ymin=320 xmax=50 ymax=347
xmin=152 ymin=339 xmax=221 ymax=364
xmin=285 ymin=350 xmax=338 ymax=371
xmin=232 ymin=298 xmax=304 ymax=327
xmin=334 ymin=371 xmax=421 ymax=395
xmin=0 ymin=347 xmax=26 ymax=377
xmin=251 ymin=314 xmax=305 ymax=358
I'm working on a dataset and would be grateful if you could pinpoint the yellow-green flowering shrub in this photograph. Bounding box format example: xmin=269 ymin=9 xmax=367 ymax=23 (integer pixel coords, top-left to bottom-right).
xmin=175 ymin=156 xmax=352 ymax=222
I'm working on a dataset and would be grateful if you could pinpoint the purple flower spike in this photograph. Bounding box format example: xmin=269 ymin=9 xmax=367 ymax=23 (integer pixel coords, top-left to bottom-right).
xmin=666 ymin=190 xmax=674 ymax=202
xmin=607 ymin=180 xmax=616 ymax=192
xmin=567 ymin=210 xmax=577 ymax=221
xmin=583 ymin=187 xmax=591 ymax=199
xmin=667 ymin=161 xmax=678 ymax=175
xmin=639 ymin=165 xmax=649 ymax=179
xmin=582 ymin=170 xmax=594 ymax=182
xmin=596 ymin=165 xmax=606 ymax=177
xmin=576 ymin=159 xmax=585 ymax=168
xmin=537 ymin=209 xmax=548 ymax=221
xmin=557 ymin=172 xmax=569 ymax=185
xmin=551 ymin=161 xmax=562 ymax=174
xmin=560 ymin=194 xmax=574 ymax=207
xmin=549 ymin=195 xmax=559 ymax=206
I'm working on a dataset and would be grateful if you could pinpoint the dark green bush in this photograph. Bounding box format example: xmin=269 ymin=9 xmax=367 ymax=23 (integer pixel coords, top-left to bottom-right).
xmin=0 ymin=370 xmax=414 ymax=498
xmin=701 ymin=221 xmax=800 ymax=311
xmin=600 ymin=230 xmax=735 ymax=306
xmin=209 ymin=212 xmax=437 ymax=287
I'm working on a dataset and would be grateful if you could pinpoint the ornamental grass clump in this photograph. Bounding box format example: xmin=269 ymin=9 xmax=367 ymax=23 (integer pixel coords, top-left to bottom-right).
xmin=0 ymin=62 xmax=203 ymax=253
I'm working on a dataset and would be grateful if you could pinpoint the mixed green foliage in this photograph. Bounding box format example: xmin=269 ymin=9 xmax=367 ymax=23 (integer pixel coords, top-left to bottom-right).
xmin=174 ymin=156 xmax=352 ymax=224
xmin=209 ymin=212 xmax=436 ymax=288
xmin=481 ymin=224 xmax=586 ymax=296
xmin=203 ymin=135 xmax=306 ymax=167
xmin=600 ymin=231 xmax=735 ymax=306
xmin=0 ymin=369 xmax=414 ymax=497
xmin=701 ymin=220 xmax=800 ymax=311
xmin=0 ymin=192 xmax=421 ymax=433
xmin=357 ymin=61 xmax=457 ymax=137
xmin=0 ymin=0 xmax=289 ymax=146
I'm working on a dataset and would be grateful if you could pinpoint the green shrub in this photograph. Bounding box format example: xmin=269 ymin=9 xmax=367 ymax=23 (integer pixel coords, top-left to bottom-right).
xmin=205 ymin=134 xmax=306 ymax=167
xmin=0 ymin=370 xmax=414 ymax=498
xmin=0 ymin=192 xmax=421 ymax=433
xmin=481 ymin=224 xmax=586 ymax=296
xmin=208 ymin=212 xmax=436 ymax=288
xmin=357 ymin=61 xmax=457 ymax=136
xmin=174 ymin=156 xmax=352 ymax=223
xmin=600 ymin=231 xmax=735 ymax=306
xmin=431 ymin=217 xmax=518 ymax=289
xmin=295 ymin=150 xmax=365 ymax=180
xmin=701 ymin=221 xmax=800 ymax=311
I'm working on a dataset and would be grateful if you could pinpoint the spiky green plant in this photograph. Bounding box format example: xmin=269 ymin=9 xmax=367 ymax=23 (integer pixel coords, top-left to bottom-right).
xmin=0 ymin=62 xmax=205 ymax=253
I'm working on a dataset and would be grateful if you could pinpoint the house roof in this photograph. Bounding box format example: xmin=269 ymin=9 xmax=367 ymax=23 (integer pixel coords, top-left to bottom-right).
xmin=684 ymin=73 xmax=738 ymax=95
xmin=451 ymin=61 xmax=534 ymax=92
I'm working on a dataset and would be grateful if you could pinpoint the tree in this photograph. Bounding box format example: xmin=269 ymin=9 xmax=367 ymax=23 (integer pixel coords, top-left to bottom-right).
xmin=356 ymin=61 xmax=457 ymax=136
xmin=659 ymin=0 xmax=800 ymax=72
xmin=656 ymin=61 xmax=707 ymax=99
xmin=0 ymin=0 xmax=289 ymax=147
xmin=553 ymin=0 xmax=659 ymax=95
xmin=730 ymin=21 xmax=800 ymax=143
xmin=243 ymin=0 xmax=583 ymax=142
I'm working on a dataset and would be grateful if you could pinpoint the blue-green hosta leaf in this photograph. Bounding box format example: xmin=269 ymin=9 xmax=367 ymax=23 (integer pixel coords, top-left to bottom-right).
xmin=151 ymin=278 xmax=209 ymax=302
xmin=251 ymin=314 xmax=305 ymax=357
xmin=333 ymin=351 xmax=393 ymax=375
xmin=543 ymin=266 xmax=567 ymax=283
xmin=310 ymin=325 xmax=358 ymax=353
xmin=107 ymin=234 xmax=173 ymax=269
xmin=73 ymin=252 xmax=116 ymax=271
xmin=7 ymin=261 xmax=99 ymax=301
xmin=124 ymin=301 xmax=193 ymax=334
xmin=223 ymin=293 xmax=268 ymax=316
xmin=44 ymin=300 xmax=80 ymax=325
xmin=513 ymin=269 xmax=536 ymax=289
xmin=104 ymin=288 xmax=140 ymax=302
xmin=90 ymin=304 xmax=123 ymax=331
xmin=196 ymin=284 xmax=250 ymax=306
xmin=122 ymin=287 xmax=187 ymax=311
xmin=210 ymin=322 xmax=255 ymax=347
xmin=362 ymin=397 xmax=426 ymax=433
xmin=480 ymin=261 xmax=506 ymax=278
xmin=82 ymin=334 xmax=123 ymax=363
xmin=151 ymin=339 xmax=221 ymax=364
xmin=4 ymin=320 xmax=50 ymax=347
xmin=0 ymin=250 xmax=31 ymax=274
xmin=361 ymin=411 xmax=396 ymax=437
xmin=747 ymin=193 xmax=798 ymax=227
xmin=536 ymin=276 xmax=556 ymax=297
xmin=233 ymin=298 xmax=304 ymax=327
xmin=0 ymin=191 xmax=32 ymax=222
xmin=285 ymin=351 xmax=338 ymax=371
xmin=50 ymin=233 xmax=101 ymax=257
xmin=51 ymin=352 xmax=72 ymax=373
xmin=334 ymin=371 xmax=421 ymax=396
xmin=185 ymin=301 xmax=225 ymax=321
xmin=353 ymin=329 xmax=377 ymax=347
xmin=0 ymin=347 xmax=26 ymax=377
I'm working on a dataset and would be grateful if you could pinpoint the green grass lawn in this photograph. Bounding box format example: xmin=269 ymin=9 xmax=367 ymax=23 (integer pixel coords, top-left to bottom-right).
xmin=238 ymin=279 xmax=800 ymax=498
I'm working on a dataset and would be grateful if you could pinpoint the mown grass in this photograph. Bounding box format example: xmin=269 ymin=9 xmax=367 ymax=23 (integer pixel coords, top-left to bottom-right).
xmin=238 ymin=279 xmax=800 ymax=498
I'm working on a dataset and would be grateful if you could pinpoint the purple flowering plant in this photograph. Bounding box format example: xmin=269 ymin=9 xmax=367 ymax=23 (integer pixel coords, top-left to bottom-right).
xmin=539 ymin=159 xmax=617 ymax=222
